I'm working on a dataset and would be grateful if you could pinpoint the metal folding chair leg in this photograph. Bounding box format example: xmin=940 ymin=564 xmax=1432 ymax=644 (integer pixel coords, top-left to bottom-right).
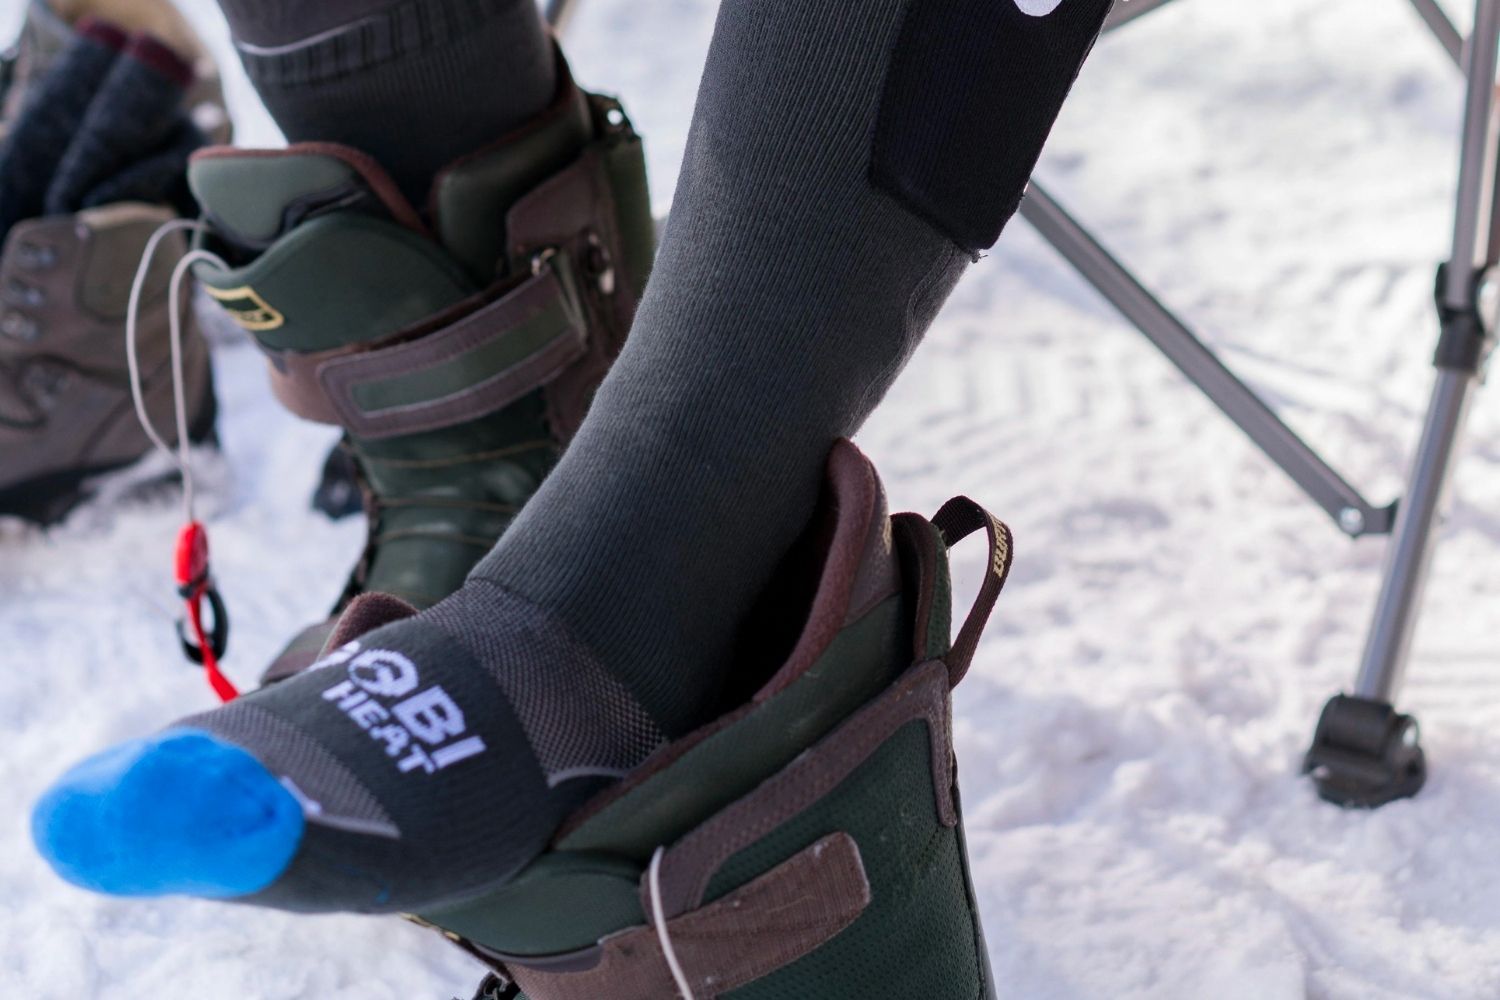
xmin=1306 ymin=0 xmax=1500 ymax=807
xmin=1018 ymin=186 xmax=1397 ymax=537
xmin=1046 ymin=0 xmax=1500 ymax=806
xmin=551 ymin=0 xmax=1498 ymax=806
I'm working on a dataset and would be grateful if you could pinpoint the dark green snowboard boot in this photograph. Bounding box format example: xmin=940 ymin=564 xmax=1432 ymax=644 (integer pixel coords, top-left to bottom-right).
xmin=187 ymin=58 xmax=654 ymax=680
xmin=322 ymin=440 xmax=1010 ymax=999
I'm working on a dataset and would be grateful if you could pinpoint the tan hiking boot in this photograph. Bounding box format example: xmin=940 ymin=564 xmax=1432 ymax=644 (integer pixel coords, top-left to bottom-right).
xmin=0 ymin=204 xmax=216 ymax=523
xmin=0 ymin=0 xmax=226 ymax=524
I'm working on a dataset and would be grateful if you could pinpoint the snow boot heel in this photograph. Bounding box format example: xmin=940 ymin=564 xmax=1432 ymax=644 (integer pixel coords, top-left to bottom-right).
xmin=187 ymin=56 xmax=654 ymax=680
xmin=410 ymin=441 xmax=1012 ymax=1000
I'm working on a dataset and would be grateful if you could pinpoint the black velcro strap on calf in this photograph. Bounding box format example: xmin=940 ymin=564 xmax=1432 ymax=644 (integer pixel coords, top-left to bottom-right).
xmin=871 ymin=0 xmax=1112 ymax=253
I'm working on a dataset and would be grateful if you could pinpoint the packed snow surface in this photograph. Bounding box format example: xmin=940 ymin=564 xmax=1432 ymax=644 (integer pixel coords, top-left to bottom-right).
xmin=3 ymin=0 xmax=1499 ymax=996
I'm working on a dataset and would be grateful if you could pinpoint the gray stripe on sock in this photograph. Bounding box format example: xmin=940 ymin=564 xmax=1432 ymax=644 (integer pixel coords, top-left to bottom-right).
xmin=182 ymin=700 xmax=395 ymax=831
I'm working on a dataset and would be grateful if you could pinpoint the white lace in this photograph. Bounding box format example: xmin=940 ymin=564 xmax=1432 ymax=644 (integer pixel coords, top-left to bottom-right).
xmin=124 ymin=219 xmax=228 ymax=521
xmin=647 ymin=846 xmax=696 ymax=1000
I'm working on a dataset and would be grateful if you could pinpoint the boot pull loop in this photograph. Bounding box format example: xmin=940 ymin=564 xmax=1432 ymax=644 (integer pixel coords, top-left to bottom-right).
xmin=931 ymin=497 xmax=1015 ymax=687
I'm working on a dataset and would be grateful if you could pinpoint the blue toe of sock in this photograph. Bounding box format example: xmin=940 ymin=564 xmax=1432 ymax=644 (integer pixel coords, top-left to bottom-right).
xmin=32 ymin=728 xmax=304 ymax=898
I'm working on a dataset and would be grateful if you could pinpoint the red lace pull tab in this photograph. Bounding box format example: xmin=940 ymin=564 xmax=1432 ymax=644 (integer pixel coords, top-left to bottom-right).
xmin=175 ymin=521 xmax=209 ymax=593
xmin=173 ymin=521 xmax=238 ymax=703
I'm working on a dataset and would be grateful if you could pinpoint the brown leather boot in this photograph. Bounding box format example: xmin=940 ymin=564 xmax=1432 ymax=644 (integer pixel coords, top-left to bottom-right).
xmin=0 ymin=0 xmax=226 ymax=524
xmin=0 ymin=203 xmax=216 ymax=523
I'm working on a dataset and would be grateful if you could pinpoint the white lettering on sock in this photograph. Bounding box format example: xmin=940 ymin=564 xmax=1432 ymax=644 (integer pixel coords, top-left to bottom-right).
xmin=320 ymin=647 xmax=488 ymax=777
xmin=432 ymin=736 xmax=487 ymax=771
xmin=393 ymin=688 xmax=466 ymax=745
xmin=322 ymin=679 xmax=357 ymax=702
xmin=322 ymin=679 xmax=369 ymax=713
xmin=397 ymin=745 xmax=436 ymax=774
xmin=349 ymin=698 xmax=391 ymax=730
xmin=350 ymin=649 xmax=420 ymax=698
xmin=308 ymin=642 xmax=361 ymax=674
xmin=371 ymin=724 xmax=410 ymax=757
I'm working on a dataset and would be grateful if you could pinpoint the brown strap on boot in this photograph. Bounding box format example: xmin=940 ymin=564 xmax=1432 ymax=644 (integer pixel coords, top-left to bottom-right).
xmin=261 ymin=253 xmax=588 ymax=439
xmin=480 ymin=661 xmax=961 ymax=1000
xmin=505 ymin=833 xmax=871 ymax=1000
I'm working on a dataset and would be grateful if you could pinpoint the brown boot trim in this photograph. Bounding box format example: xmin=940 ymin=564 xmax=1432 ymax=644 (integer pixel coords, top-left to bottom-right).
xmin=191 ymin=142 xmax=430 ymax=238
xmin=758 ymin=440 xmax=899 ymax=700
xmin=319 ymin=257 xmax=586 ymax=439
xmin=554 ymin=445 xmax=902 ymax=843
xmin=508 ymin=833 xmax=871 ymax=1000
xmin=654 ymin=659 xmax=957 ymax=922
xmin=259 ymin=253 xmax=587 ymax=437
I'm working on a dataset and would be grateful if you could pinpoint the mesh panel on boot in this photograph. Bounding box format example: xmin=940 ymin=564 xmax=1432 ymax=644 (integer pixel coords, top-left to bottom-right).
xmin=424 ymin=580 xmax=666 ymax=786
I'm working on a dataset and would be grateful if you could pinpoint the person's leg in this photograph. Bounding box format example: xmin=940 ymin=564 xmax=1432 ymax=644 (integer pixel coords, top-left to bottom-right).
xmin=216 ymin=0 xmax=557 ymax=201
xmin=35 ymin=0 xmax=1111 ymax=912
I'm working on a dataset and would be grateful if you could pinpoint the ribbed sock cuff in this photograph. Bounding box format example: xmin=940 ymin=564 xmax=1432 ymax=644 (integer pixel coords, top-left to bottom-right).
xmin=228 ymin=0 xmax=539 ymax=89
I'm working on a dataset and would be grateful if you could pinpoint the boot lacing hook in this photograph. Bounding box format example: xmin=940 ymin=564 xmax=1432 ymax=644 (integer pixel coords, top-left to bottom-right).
xmin=126 ymin=219 xmax=239 ymax=702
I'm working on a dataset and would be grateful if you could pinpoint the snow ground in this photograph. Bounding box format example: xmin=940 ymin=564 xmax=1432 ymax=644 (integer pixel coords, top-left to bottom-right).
xmin=2 ymin=0 xmax=1498 ymax=996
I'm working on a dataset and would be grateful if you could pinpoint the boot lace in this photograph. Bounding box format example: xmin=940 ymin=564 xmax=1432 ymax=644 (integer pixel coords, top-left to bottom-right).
xmin=124 ymin=218 xmax=227 ymax=520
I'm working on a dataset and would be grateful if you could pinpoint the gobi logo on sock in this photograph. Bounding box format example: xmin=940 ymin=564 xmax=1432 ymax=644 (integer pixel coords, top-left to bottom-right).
xmin=314 ymin=643 xmax=487 ymax=776
xmin=204 ymin=283 xmax=286 ymax=332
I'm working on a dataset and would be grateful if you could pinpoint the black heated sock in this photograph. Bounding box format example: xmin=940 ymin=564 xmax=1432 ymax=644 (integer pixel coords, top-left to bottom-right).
xmin=0 ymin=19 xmax=124 ymax=236
xmin=214 ymin=0 xmax=558 ymax=203
xmin=75 ymin=119 xmax=204 ymax=216
xmin=45 ymin=33 xmax=200 ymax=216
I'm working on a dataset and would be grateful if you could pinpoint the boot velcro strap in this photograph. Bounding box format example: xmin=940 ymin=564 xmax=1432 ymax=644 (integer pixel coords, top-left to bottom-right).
xmin=506 ymin=833 xmax=871 ymax=1000
xmin=263 ymin=253 xmax=587 ymax=439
